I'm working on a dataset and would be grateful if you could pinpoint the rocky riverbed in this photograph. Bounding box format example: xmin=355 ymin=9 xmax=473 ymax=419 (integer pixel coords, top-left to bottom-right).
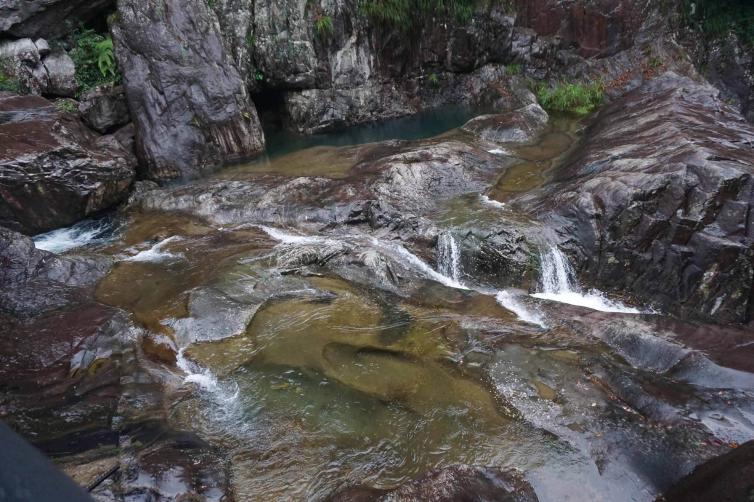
xmin=1 ymin=0 xmax=754 ymax=501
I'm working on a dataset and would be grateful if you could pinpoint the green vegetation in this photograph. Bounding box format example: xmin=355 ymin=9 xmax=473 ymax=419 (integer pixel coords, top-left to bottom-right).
xmin=55 ymin=99 xmax=78 ymax=114
xmin=535 ymin=81 xmax=605 ymax=115
xmin=505 ymin=63 xmax=521 ymax=76
xmin=0 ymin=59 xmax=20 ymax=93
xmin=359 ymin=0 xmax=478 ymax=29
xmin=680 ymin=0 xmax=754 ymax=47
xmin=428 ymin=72 xmax=440 ymax=87
xmin=314 ymin=14 xmax=334 ymax=38
xmin=70 ymin=28 xmax=121 ymax=95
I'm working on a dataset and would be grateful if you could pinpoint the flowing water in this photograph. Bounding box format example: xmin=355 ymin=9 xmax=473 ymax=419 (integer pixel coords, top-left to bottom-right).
xmin=47 ymin=108 xmax=754 ymax=500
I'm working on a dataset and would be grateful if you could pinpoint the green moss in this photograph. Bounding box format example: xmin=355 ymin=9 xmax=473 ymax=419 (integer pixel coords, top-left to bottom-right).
xmin=70 ymin=27 xmax=121 ymax=96
xmin=504 ymin=63 xmax=521 ymax=76
xmin=536 ymin=81 xmax=605 ymax=115
xmin=0 ymin=59 xmax=20 ymax=93
xmin=55 ymin=99 xmax=78 ymax=114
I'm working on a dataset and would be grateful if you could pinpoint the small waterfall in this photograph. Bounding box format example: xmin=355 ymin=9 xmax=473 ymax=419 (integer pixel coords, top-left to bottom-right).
xmin=437 ymin=232 xmax=462 ymax=282
xmin=34 ymin=218 xmax=116 ymax=253
xmin=532 ymin=246 xmax=641 ymax=314
xmin=539 ymin=246 xmax=577 ymax=294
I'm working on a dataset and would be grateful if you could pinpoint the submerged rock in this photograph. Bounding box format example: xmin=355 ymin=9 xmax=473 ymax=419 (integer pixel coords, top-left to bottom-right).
xmin=0 ymin=94 xmax=135 ymax=235
xmin=330 ymin=465 xmax=538 ymax=501
xmin=112 ymin=0 xmax=265 ymax=181
xmin=519 ymin=72 xmax=754 ymax=324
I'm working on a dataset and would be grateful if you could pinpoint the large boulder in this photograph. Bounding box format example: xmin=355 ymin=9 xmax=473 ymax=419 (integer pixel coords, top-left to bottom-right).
xmin=0 ymin=0 xmax=114 ymax=39
xmin=112 ymin=0 xmax=266 ymax=181
xmin=0 ymin=94 xmax=136 ymax=235
xmin=518 ymin=72 xmax=754 ymax=324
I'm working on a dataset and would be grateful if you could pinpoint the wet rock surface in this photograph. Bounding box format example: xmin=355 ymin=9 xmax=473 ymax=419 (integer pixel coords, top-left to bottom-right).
xmin=518 ymin=72 xmax=754 ymax=324
xmin=112 ymin=0 xmax=265 ymax=181
xmin=0 ymin=94 xmax=135 ymax=234
xmin=331 ymin=465 xmax=539 ymax=502
xmin=659 ymin=440 xmax=754 ymax=502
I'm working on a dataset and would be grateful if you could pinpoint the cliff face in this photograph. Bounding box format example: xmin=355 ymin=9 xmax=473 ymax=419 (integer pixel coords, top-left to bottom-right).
xmin=213 ymin=0 xmax=519 ymax=133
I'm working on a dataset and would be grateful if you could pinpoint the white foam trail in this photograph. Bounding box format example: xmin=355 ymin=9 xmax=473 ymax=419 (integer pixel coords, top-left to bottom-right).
xmin=496 ymin=290 xmax=548 ymax=328
xmin=124 ymin=236 xmax=183 ymax=263
xmin=488 ymin=148 xmax=508 ymax=155
xmin=437 ymin=232 xmax=462 ymax=282
xmin=34 ymin=219 xmax=113 ymax=253
xmin=258 ymin=225 xmax=329 ymax=245
xmin=370 ymin=237 xmax=468 ymax=290
xmin=532 ymin=247 xmax=641 ymax=314
xmin=479 ymin=194 xmax=506 ymax=208
xmin=176 ymin=349 xmax=239 ymax=404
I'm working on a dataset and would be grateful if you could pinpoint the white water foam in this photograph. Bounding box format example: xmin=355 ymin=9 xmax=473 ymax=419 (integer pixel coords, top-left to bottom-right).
xmin=437 ymin=232 xmax=462 ymax=282
xmin=34 ymin=219 xmax=114 ymax=253
xmin=488 ymin=148 xmax=509 ymax=155
xmin=124 ymin=236 xmax=184 ymax=263
xmin=496 ymin=290 xmax=548 ymax=328
xmin=258 ymin=225 xmax=331 ymax=245
xmin=479 ymin=194 xmax=506 ymax=209
xmin=531 ymin=247 xmax=641 ymax=314
xmin=369 ymin=237 xmax=469 ymax=290
xmin=176 ymin=349 xmax=239 ymax=405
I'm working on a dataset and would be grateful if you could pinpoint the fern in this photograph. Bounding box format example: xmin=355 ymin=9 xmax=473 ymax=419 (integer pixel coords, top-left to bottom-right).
xmin=95 ymin=38 xmax=116 ymax=78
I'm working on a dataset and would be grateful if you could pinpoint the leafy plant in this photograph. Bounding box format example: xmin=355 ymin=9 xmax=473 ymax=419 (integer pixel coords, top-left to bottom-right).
xmin=254 ymin=70 xmax=265 ymax=82
xmin=536 ymin=81 xmax=605 ymax=115
xmin=70 ymin=28 xmax=121 ymax=95
xmin=314 ymin=14 xmax=334 ymax=38
xmin=359 ymin=0 xmax=478 ymax=30
xmin=428 ymin=72 xmax=440 ymax=87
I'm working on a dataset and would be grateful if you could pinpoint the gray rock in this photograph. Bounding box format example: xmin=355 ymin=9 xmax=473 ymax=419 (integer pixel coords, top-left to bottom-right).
xmin=0 ymin=38 xmax=40 ymax=64
xmin=33 ymin=38 xmax=50 ymax=57
xmin=42 ymin=51 xmax=77 ymax=97
xmin=112 ymin=0 xmax=265 ymax=181
xmin=462 ymin=102 xmax=549 ymax=145
xmin=518 ymin=72 xmax=754 ymax=324
xmin=0 ymin=94 xmax=136 ymax=235
xmin=0 ymin=0 xmax=114 ymax=39
xmin=0 ymin=226 xmax=112 ymax=316
xmin=78 ymin=84 xmax=130 ymax=133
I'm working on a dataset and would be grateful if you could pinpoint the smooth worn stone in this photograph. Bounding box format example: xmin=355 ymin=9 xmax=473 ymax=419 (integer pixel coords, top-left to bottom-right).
xmin=112 ymin=0 xmax=265 ymax=181
xmin=0 ymin=94 xmax=136 ymax=235
xmin=518 ymin=72 xmax=754 ymax=324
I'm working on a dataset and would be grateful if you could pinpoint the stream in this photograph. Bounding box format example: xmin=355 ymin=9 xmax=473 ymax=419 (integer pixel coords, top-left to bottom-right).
xmin=34 ymin=108 xmax=754 ymax=501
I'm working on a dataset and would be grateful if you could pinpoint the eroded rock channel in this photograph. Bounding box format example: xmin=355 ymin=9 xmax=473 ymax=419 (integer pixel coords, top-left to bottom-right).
xmin=1 ymin=1 xmax=754 ymax=501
